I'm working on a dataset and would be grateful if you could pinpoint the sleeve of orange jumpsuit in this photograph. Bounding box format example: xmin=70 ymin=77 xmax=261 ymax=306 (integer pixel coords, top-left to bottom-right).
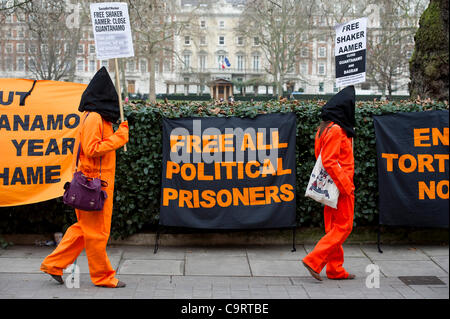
xmin=81 ymin=112 xmax=129 ymax=158
xmin=320 ymin=126 xmax=354 ymax=196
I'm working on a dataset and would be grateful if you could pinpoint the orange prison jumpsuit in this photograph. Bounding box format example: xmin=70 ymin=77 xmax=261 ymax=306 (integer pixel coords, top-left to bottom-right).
xmin=302 ymin=122 xmax=355 ymax=279
xmin=41 ymin=112 xmax=128 ymax=287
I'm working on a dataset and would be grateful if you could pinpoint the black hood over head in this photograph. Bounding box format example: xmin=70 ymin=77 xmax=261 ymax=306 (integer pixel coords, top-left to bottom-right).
xmin=321 ymin=85 xmax=356 ymax=138
xmin=78 ymin=67 xmax=120 ymax=123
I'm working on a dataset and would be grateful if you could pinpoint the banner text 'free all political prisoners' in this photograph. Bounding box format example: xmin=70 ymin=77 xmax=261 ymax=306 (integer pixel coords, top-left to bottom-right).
xmin=374 ymin=110 xmax=449 ymax=228
xmin=90 ymin=2 xmax=134 ymax=60
xmin=160 ymin=113 xmax=297 ymax=229
xmin=335 ymin=17 xmax=367 ymax=87
xmin=0 ymin=79 xmax=86 ymax=207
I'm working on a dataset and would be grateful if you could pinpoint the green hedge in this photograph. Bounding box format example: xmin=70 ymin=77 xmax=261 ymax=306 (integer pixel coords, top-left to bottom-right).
xmin=0 ymin=99 xmax=448 ymax=239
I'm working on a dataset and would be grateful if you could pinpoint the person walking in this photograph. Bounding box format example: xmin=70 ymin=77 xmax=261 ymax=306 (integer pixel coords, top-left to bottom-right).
xmin=40 ymin=67 xmax=129 ymax=288
xmin=302 ymin=86 xmax=356 ymax=281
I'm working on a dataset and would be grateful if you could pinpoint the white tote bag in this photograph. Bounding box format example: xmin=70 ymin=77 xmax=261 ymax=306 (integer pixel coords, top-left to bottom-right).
xmin=305 ymin=153 xmax=340 ymax=209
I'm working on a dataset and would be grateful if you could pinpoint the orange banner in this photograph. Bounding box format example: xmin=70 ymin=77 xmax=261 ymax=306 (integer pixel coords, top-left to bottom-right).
xmin=0 ymin=78 xmax=87 ymax=207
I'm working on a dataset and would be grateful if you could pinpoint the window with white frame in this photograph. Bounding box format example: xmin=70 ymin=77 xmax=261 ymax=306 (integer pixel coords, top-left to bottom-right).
xmin=164 ymin=60 xmax=171 ymax=72
xmin=127 ymin=60 xmax=135 ymax=72
xmin=184 ymin=36 xmax=190 ymax=45
xmin=5 ymin=57 xmax=12 ymax=71
xmin=29 ymin=43 xmax=36 ymax=53
xmin=300 ymin=62 xmax=307 ymax=74
xmin=218 ymin=36 xmax=225 ymax=45
xmin=89 ymin=60 xmax=95 ymax=72
xmin=140 ymin=59 xmax=147 ymax=73
xmin=200 ymin=20 xmax=206 ymax=28
xmin=199 ymin=55 xmax=207 ymax=71
xmin=237 ymin=37 xmax=244 ymax=46
xmin=183 ymin=54 xmax=190 ymax=69
xmin=6 ymin=44 xmax=12 ymax=53
xmin=200 ymin=36 xmax=206 ymax=45
xmin=253 ymin=37 xmax=259 ymax=46
xmin=219 ymin=21 xmax=224 ymax=28
xmin=301 ymin=47 xmax=309 ymax=57
xmin=318 ymin=47 xmax=326 ymax=58
xmin=89 ymin=45 xmax=95 ymax=54
xmin=154 ymin=61 xmax=159 ymax=73
xmin=319 ymin=82 xmax=324 ymax=92
xmin=77 ymin=44 xmax=84 ymax=54
xmin=76 ymin=59 xmax=84 ymax=72
xmin=29 ymin=58 xmax=36 ymax=72
xmin=237 ymin=55 xmax=244 ymax=70
xmin=318 ymin=62 xmax=326 ymax=75
xmin=17 ymin=58 xmax=25 ymax=71
xmin=101 ymin=60 xmax=109 ymax=70
xmin=252 ymin=55 xmax=260 ymax=71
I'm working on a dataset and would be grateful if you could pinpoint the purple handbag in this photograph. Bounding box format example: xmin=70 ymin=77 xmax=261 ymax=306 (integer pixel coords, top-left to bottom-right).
xmin=63 ymin=113 xmax=108 ymax=211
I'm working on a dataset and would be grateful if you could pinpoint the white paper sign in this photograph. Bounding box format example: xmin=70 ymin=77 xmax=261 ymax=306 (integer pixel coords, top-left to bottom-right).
xmin=334 ymin=17 xmax=367 ymax=87
xmin=90 ymin=2 xmax=134 ymax=60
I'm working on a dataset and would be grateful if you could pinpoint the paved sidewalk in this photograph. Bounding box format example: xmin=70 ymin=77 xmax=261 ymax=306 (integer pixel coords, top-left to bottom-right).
xmin=0 ymin=244 xmax=448 ymax=299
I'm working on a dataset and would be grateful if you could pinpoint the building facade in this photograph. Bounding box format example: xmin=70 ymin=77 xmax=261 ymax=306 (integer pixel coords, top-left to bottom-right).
xmin=0 ymin=0 xmax=425 ymax=97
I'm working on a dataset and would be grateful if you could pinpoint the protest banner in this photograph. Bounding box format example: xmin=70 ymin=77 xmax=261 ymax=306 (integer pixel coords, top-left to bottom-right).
xmin=160 ymin=113 xmax=297 ymax=229
xmin=373 ymin=110 xmax=449 ymax=228
xmin=0 ymin=79 xmax=86 ymax=207
xmin=335 ymin=17 xmax=367 ymax=87
xmin=90 ymin=2 xmax=135 ymax=151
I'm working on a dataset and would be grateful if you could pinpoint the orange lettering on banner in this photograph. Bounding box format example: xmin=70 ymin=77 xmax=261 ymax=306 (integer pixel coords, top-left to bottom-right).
xmin=233 ymin=187 xmax=249 ymax=205
xmin=417 ymin=154 xmax=434 ymax=172
xmin=188 ymin=135 xmax=201 ymax=153
xmin=434 ymin=154 xmax=449 ymax=172
xmin=197 ymin=163 xmax=213 ymax=181
xmin=249 ymin=186 xmax=266 ymax=205
xmin=414 ymin=128 xmax=431 ymax=147
xmin=432 ymin=128 xmax=449 ymax=146
xmin=265 ymin=186 xmax=281 ymax=204
xmin=166 ymin=161 xmax=180 ymax=179
xmin=437 ymin=180 xmax=449 ymax=199
xmin=241 ymin=133 xmax=256 ymax=151
xmin=418 ymin=180 xmax=449 ymax=200
xmin=398 ymin=154 xmax=417 ymax=173
xmin=280 ymin=184 xmax=295 ymax=201
xmin=382 ymin=153 xmax=399 ymax=171
xmin=163 ymin=188 xmax=178 ymax=205
xmin=200 ymin=190 xmax=216 ymax=208
xmin=180 ymin=163 xmax=196 ymax=181
xmin=217 ymin=189 xmax=232 ymax=207
xmin=222 ymin=162 xmax=236 ymax=179
xmin=179 ymin=190 xmax=193 ymax=208
xmin=414 ymin=127 xmax=449 ymax=147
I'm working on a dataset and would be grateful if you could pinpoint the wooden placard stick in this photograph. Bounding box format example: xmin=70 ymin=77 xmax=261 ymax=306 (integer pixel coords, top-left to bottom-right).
xmin=114 ymin=58 xmax=127 ymax=152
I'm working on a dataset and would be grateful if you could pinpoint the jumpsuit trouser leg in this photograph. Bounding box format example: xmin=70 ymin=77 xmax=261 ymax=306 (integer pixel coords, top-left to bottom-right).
xmin=41 ymin=174 xmax=118 ymax=288
xmin=303 ymin=192 xmax=354 ymax=279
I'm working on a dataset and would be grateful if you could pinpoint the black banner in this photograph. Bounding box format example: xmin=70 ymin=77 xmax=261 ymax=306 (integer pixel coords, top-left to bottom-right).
xmin=373 ymin=110 xmax=449 ymax=228
xmin=160 ymin=113 xmax=297 ymax=229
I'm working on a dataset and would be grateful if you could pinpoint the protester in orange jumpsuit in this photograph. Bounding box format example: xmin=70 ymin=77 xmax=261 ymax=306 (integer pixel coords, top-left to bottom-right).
xmin=302 ymin=86 xmax=356 ymax=281
xmin=40 ymin=67 xmax=129 ymax=288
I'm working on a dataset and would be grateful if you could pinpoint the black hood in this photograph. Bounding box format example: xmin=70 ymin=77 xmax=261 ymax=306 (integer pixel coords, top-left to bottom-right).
xmin=78 ymin=67 xmax=120 ymax=123
xmin=321 ymin=86 xmax=356 ymax=138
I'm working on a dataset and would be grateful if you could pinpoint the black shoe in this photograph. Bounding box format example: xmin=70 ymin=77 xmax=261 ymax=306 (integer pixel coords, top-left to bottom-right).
xmin=50 ymin=274 xmax=64 ymax=284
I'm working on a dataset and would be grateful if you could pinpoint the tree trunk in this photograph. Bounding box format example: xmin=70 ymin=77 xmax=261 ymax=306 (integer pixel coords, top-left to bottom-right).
xmin=149 ymin=54 xmax=156 ymax=103
xmin=120 ymin=59 xmax=127 ymax=99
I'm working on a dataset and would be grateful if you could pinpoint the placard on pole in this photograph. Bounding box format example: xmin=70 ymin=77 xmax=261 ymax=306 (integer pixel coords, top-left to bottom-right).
xmin=334 ymin=17 xmax=368 ymax=88
xmin=90 ymin=2 xmax=135 ymax=151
